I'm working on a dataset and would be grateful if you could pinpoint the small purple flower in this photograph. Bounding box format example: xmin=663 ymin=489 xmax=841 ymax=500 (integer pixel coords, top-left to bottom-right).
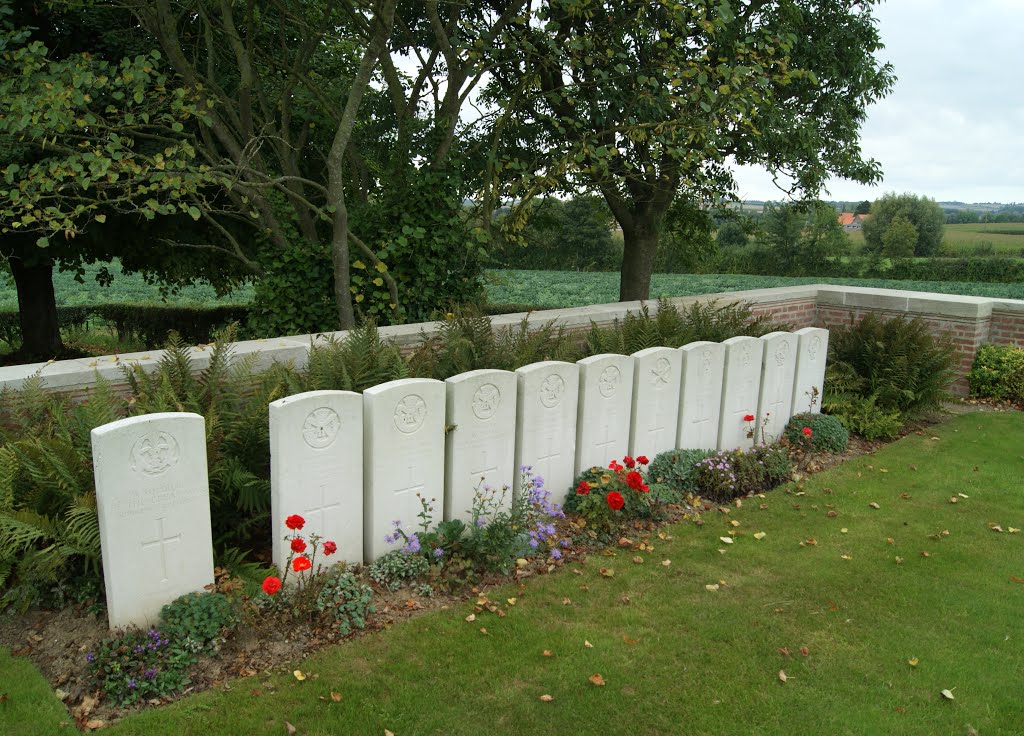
xmin=433 ymin=547 xmax=444 ymax=558
xmin=401 ymin=534 xmax=421 ymax=555
xmin=127 ymin=677 xmax=137 ymax=689
xmin=550 ymin=549 xmax=562 ymax=560
xmin=144 ymin=668 xmax=157 ymax=679
xmin=475 ymin=516 xmax=487 ymax=528
xmin=85 ymin=652 xmax=95 ymax=663
xmin=529 ymin=538 xmax=539 ymax=548
xmin=392 ymin=519 xmax=402 ymax=530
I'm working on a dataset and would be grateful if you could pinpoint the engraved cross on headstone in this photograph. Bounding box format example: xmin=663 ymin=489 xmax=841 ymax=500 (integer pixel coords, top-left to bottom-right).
xmin=646 ymin=402 xmax=668 ymax=452
xmin=395 ymin=463 xmax=425 ymax=497
xmin=470 ymin=448 xmax=499 ymax=483
xmin=304 ymin=481 xmax=342 ymax=534
xmin=536 ymin=434 xmax=561 ymax=480
xmin=141 ymin=517 xmax=181 ymax=584
xmin=595 ymin=419 xmax=617 ymax=461
xmin=692 ymin=395 xmax=715 ymax=440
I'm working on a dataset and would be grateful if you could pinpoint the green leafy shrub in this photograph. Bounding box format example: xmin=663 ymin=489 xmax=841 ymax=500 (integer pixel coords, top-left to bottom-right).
xmin=823 ymin=314 xmax=957 ymax=437
xmin=969 ymin=344 xmax=1024 ymax=401
xmin=315 ymin=569 xmax=375 ymax=636
xmin=784 ymin=413 xmax=849 ymax=453
xmin=86 ymin=627 xmax=192 ymax=706
xmin=368 ymin=550 xmax=431 ymax=591
xmin=158 ymin=592 xmax=238 ymax=655
xmin=693 ymin=445 xmax=792 ymax=503
xmin=647 ymin=448 xmax=717 ymax=503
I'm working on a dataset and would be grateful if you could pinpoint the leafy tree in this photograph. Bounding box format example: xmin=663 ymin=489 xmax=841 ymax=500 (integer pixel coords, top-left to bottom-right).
xmin=879 ymin=215 xmax=917 ymax=258
xmin=854 ymin=200 xmax=871 ymax=215
xmin=757 ymin=200 xmax=847 ymax=275
xmin=863 ymin=192 xmax=945 ymax=257
xmin=716 ymin=220 xmax=749 ymax=248
xmin=496 ymin=195 xmax=618 ymax=271
xmin=0 ymin=1 xmax=228 ymax=358
xmin=484 ymin=0 xmax=895 ymax=301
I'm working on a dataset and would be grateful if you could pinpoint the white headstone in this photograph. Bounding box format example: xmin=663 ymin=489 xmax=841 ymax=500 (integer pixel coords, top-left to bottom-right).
xmin=628 ymin=347 xmax=681 ymax=458
xmin=792 ymin=327 xmax=830 ymax=415
xmin=363 ymin=378 xmax=446 ymax=562
xmin=514 ymin=361 xmax=580 ymax=498
xmin=717 ymin=336 xmax=764 ymax=451
xmin=756 ymin=332 xmax=799 ymax=444
xmin=575 ymin=354 xmax=635 ymax=474
xmin=270 ymin=390 xmax=363 ymax=571
xmin=444 ymin=369 xmax=517 ymax=523
xmin=91 ymin=413 xmax=214 ymax=629
xmin=677 ymin=341 xmax=725 ymax=451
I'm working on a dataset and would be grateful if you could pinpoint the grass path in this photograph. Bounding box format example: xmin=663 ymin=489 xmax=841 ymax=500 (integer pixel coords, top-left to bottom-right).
xmin=3 ymin=411 xmax=1023 ymax=735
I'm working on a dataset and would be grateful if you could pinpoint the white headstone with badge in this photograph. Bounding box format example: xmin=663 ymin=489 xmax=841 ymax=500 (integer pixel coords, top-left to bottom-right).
xmin=575 ymin=354 xmax=634 ymax=474
xmin=628 ymin=347 xmax=681 ymax=458
xmin=791 ymin=327 xmax=830 ymax=415
xmin=270 ymin=390 xmax=363 ymax=571
xmin=92 ymin=413 xmax=214 ymax=629
xmin=756 ymin=332 xmax=799 ymax=443
xmin=363 ymin=378 xmax=445 ymax=561
xmin=717 ymin=336 xmax=764 ymax=451
xmin=514 ymin=361 xmax=579 ymax=498
xmin=444 ymin=369 xmax=517 ymax=523
xmin=677 ymin=341 xmax=725 ymax=450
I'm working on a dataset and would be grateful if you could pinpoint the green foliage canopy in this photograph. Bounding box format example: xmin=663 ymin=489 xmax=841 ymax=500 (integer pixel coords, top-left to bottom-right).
xmin=863 ymin=192 xmax=946 ymax=257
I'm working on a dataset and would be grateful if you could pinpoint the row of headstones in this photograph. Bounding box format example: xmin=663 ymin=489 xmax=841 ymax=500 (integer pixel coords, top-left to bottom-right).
xmin=90 ymin=328 xmax=828 ymax=628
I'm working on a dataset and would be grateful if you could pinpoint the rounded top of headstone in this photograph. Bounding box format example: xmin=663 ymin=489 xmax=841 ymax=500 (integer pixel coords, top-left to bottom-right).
xmin=269 ymin=388 xmax=359 ymax=410
xmin=363 ymin=377 xmax=444 ymax=397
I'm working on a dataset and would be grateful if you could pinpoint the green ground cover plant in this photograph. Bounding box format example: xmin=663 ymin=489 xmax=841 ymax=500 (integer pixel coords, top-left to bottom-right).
xmin=969 ymin=344 xmax=1024 ymax=403
xmin=4 ymin=411 xmax=1021 ymax=735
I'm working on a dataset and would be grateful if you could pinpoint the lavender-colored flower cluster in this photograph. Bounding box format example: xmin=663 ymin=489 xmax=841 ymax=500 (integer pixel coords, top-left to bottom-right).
xmin=520 ymin=466 xmax=565 ymax=553
xmin=696 ymin=451 xmax=738 ymax=495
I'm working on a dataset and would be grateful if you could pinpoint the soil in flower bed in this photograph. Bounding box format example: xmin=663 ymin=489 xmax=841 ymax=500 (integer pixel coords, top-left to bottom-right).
xmin=0 ymin=402 xmax=1011 ymax=729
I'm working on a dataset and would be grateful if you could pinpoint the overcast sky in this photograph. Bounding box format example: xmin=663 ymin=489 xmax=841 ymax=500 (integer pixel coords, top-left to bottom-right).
xmin=733 ymin=0 xmax=1024 ymax=205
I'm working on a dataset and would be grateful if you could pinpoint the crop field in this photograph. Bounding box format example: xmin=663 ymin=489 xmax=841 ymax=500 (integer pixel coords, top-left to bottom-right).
xmin=844 ymin=223 xmax=1024 ymax=255
xmin=5 ymin=262 xmax=1024 ymax=318
xmin=0 ymin=261 xmax=254 ymax=311
xmin=485 ymin=270 xmax=1024 ymax=307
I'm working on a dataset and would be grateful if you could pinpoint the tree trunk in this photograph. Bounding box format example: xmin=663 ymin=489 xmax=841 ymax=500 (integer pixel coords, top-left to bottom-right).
xmin=8 ymin=254 xmax=63 ymax=359
xmin=618 ymin=216 xmax=660 ymax=302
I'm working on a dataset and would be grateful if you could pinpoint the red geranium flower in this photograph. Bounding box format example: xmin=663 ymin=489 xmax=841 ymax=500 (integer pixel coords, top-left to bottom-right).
xmin=292 ymin=556 xmax=311 ymax=573
xmin=261 ymin=575 xmax=282 ymax=596
xmin=636 ymin=455 xmax=649 ymax=465
xmin=623 ymin=455 xmax=636 ymax=469
xmin=290 ymin=537 xmax=307 ymax=554
xmin=576 ymin=481 xmax=591 ymax=496
xmin=625 ymin=470 xmax=645 ymax=491
xmin=743 ymin=414 xmax=755 ymax=423
xmin=323 ymin=541 xmax=337 ymax=556
xmin=608 ymin=460 xmax=624 ymax=472
xmin=285 ymin=514 xmax=305 ymax=530
xmin=606 ymin=491 xmax=625 ymax=510
xmin=802 ymin=427 xmax=813 ymax=437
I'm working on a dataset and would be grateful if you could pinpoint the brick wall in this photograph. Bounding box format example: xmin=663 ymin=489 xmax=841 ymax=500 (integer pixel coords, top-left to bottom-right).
xmin=4 ymin=284 xmax=1024 ymax=398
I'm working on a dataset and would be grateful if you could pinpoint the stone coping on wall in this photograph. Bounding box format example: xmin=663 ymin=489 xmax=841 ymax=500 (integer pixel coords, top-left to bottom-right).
xmin=3 ymin=284 xmax=1023 ymax=395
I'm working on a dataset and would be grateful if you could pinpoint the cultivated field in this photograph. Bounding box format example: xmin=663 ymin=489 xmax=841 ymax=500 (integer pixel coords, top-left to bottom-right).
xmin=845 ymin=223 xmax=1024 ymax=255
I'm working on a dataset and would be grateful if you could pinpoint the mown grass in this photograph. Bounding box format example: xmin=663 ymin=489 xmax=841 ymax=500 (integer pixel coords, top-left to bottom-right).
xmin=3 ymin=411 xmax=1022 ymax=735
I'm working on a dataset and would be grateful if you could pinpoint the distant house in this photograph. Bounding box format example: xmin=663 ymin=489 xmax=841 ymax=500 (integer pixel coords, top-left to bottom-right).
xmin=838 ymin=212 xmax=870 ymax=230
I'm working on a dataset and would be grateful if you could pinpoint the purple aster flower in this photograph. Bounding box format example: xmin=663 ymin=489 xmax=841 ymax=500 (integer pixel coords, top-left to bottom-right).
xmin=433 ymin=547 xmax=444 ymax=558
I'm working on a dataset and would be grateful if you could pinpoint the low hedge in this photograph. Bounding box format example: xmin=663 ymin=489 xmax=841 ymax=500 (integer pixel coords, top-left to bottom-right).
xmin=969 ymin=344 xmax=1024 ymax=402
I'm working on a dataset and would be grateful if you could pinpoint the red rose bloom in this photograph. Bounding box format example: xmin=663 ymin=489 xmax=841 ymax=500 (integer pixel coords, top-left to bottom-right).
xmin=292 ymin=556 xmax=311 ymax=573
xmin=625 ymin=470 xmax=645 ymax=491
xmin=261 ymin=576 xmax=282 ymax=596
xmin=802 ymin=427 xmax=813 ymax=437
xmin=285 ymin=514 xmax=305 ymax=530
xmin=743 ymin=414 xmax=755 ymax=422
xmin=636 ymin=455 xmax=649 ymax=465
xmin=323 ymin=541 xmax=337 ymax=556
xmin=576 ymin=481 xmax=591 ymax=496
xmin=606 ymin=491 xmax=625 ymax=510
xmin=623 ymin=455 xmax=636 ymax=468
xmin=290 ymin=538 xmax=307 ymax=554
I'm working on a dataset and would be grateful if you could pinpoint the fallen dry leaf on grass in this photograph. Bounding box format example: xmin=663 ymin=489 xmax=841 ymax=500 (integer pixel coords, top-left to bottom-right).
xmin=800 ymin=647 xmax=810 ymax=657
xmin=661 ymin=559 xmax=672 ymax=567
xmin=542 ymin=649 xmax=554 ymax=657
xmin=584 ymin=640 xmax=594 ymax=649
xmin=599 ymin=568 xmax=615 ymax=578
xmin=293 ymin=670 xmax=306 ymax=682
xmin=623 ymin=635 xmax=639 ymax=645
xmin=330 ymin=691 xmax=342 ymax=702
xmin=868 ymin=502 xmax=881 ymax=509
xmin=941 ymin=688 xmax=956 ymax=701
xmin=719 ymin=537 xmax=734 ymax=544
xmin=285 ymin=722 xmax=297 ymax=735
xmin=778 ymin=647 xmax=791 ymax=657
xmin=705 ymin=584 xmax=720 ymax=592
xmin=539 ymin=694 xmax=554 ymax=702
xmin=588 ymin=674 xmax=606 ymax=687
xmin=778 ymin=670 xmax=788 ymax=684
xmin=753 ymin=532 xmax=767 ymax=540
xmin=908 ymin=658 xmax=919 ymax=668
xmin=465 ymin=614 xmax=476 ymax=622
xmin=632 ymin=556 xmax=645 ymax=564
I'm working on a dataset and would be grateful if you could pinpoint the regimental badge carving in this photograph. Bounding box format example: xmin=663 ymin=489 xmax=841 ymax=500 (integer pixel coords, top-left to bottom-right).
xmin=651 ymin=357 xmax=672 ymax=386
xmin=393 ymin=394 xmax=428 ymax=434
xmin=808 ymin=335 xmax=822 ymax=361
xmin=739 ymin=343 xmax=752 ymax=367
xmin=130 ymin=432 xmax=180 ymax=476
xmin=302 ymin=407 xmax=341 ymax=449
xmin=598 ymin=365 xmax=621 ymax=397
xmin=774 ymin=339 xmax=790 ymax=367
xmin=701 ymin=348 xmax=714 ymax=376
xmin=539 ymin=374 xmax=565 ymax=408
xmin=472 ymin=383 xmax=501 ymax=420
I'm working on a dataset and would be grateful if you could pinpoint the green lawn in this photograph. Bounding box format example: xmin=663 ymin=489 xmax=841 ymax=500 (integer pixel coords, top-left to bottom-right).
xmin=3 ymin=411 xmax=1023 ymax=735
